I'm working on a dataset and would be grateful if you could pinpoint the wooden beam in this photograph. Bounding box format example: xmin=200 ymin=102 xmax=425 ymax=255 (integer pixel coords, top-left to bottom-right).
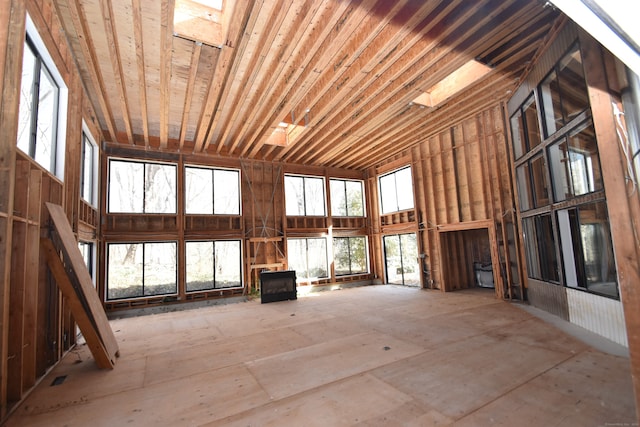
xmin=56 ymin=0 xmax=118 ymax=142
xmin=159 ymin=0 xmax=175 ymax=147
xmin=178 ymin=42 xmax=202 ymax=149
xmin=99 ymin=0 xmax=134 ymax=144
xmin=581 ymin=32 xmax=640 ymax=424
xmin=0 ymin=0 xmax=26 ymax=417
xmin=132 ymin=0 xmax=150 ymax=146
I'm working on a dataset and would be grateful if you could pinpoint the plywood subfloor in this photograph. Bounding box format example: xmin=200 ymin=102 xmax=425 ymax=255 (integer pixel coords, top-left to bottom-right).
xmin=6 ymin=285 xmax=636 ymax=426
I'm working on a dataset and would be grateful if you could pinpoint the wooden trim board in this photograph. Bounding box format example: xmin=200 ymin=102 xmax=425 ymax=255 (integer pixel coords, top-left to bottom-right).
xmin=43 ymin=202 xmax=118 ymax=368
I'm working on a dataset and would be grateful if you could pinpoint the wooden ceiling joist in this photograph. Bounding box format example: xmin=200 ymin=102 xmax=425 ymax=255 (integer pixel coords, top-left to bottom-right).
xmin=53 ymin=0 xmax=559 ymax=169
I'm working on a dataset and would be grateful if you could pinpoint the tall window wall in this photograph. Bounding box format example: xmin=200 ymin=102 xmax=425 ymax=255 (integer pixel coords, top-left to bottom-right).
xmin=17 ymin=17 xmax=68 ymax=178
xmin=511 ymin=42 xmax=618 ymax=299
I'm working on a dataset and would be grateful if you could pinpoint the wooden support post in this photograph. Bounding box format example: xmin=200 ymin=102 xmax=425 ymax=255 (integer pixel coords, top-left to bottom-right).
xmin=581 ymin=32 xmax=640 ymax=423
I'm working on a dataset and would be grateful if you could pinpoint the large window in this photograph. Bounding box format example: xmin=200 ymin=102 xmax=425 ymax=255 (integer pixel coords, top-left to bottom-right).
xmin=333 ymin=236 xmax=368 ymax=276
xmin=78 ymin=241 xmax=95 ymax=287
xmin=81 ymin=129 xmax=98 ymax=206
xmin=17 ymin=22 xmax=67 ymax=177
xmin=330 ymin=179 xmax=365 ymax=217
xmin=510 ymin=40 xmax=618 ymax=298
xmin=379 ymin=166 xmax=414 ymax=214
xmin=539 ymin=44 xmax=590 ymax=137
xmin=185 ymin=166 xmax=241 ymax=215
xmin=185 ymin=240 xmax=242 ymax=291
xmin=557 ymin=202 xmax=617 ymax=298
xmin=548 ymin=121 xmax=603 ymax=201
xmin=285 ymin=175 xmax=326 ymax=216
xmin=287 ymin=238 xmax=328 ymax=281
xmin=108 ymin=159 xmax=177 ymax=213
xmin=522 ymin=215 xmax=559 ymax=282
xmin=106 ymin=242 xmax=177 ymax=300
xmin=383 ymin=233 xmax=419 ymax=286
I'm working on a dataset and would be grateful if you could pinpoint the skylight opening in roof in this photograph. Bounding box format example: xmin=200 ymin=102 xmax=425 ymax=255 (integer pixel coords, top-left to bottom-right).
xmin=190 ymin=0 xmax=223 ymax=11
xmin=173 ymin=0 xmax=225 ymax=47
xmin=413 ymin=59 xmax=493 ymax=108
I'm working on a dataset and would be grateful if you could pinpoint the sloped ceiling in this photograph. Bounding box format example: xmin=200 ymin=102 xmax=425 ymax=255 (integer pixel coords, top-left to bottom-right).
xmin=54 ymin=0 xmax=560 ymax=170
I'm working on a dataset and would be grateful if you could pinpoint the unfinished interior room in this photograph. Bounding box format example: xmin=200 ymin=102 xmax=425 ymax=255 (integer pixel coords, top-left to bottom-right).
xmin=1 ymin=0 xmax=640 ymax=425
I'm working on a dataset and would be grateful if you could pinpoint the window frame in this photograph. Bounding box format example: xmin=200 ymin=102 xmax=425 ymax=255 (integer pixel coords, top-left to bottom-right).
xmin=284 ymin=174 xmax=327 ymax=217
xmin=184 ymin=165 xmax=242 ymax=215
xmin=106 ymin=241 xmax=178 ymax=301
xmin=378 ymin=165 xmax=414 ymax=215
xmin=185 ymin=239 xmax=243 ymax=292
xmin=80 ymin=124 xmax=99 ymax=207
xmin=286 ymin=237 xmax=329 ymax=282
xmin=17 ymin=15 xmax=68 ymax=179
xmin=107 ymin=158 xmax=177 ymax=214
xmin=333 ymin=236 xmax=369 ymax=276
xmin=329 ymin=178 xmax=366 ymax=218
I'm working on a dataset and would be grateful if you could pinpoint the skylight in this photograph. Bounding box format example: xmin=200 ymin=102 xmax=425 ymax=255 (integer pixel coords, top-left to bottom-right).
xmin=413 ymin=60 xmax=492 ymax=108
xmin=173 ymin=0 xmax=225 ymax=47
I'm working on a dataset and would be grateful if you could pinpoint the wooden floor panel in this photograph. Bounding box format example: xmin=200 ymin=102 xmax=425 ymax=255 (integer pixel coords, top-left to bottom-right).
xmin=5 ymin=285 xmax=635 ymax=426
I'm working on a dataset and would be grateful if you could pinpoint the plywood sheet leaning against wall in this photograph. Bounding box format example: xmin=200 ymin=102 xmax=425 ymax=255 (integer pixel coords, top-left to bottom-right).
xmin=42 ymin=202 xmax=119 ymax=369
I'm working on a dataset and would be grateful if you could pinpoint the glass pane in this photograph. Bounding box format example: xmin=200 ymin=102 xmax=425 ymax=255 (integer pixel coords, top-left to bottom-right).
xmin=346 ymin=180 xmax=364 ymax=216
xmin=214 ymin=169 xmax=240 ymax=215
xmin=350 ymin=237 xmax=368 ymax=274
xmin=379 ymin=173 xmax=397 ymax=214
xmin=579 ymin=202 xmax=617 ymax=297
xmin=145 ymin=164 xmax=176 ymax=213
xmin=109 ymin=161 xmax=144 ymax=213
xmin=540 ymin=69 xmax=563 ymax=136
xmin=285 ymin=176 xmax=305 ymax=215
xmin=17 ymin=43 xmax=36 ymax=156
xmin=287 ymin=239 xmax=308 ymax=278
xmin=107 ymin=243 xmax=143 ymax=300
xmin=214 ymin=240 xmax=242 ymax=288
xmin=568 ymin=122 xmax=602 ymax=196
xmin=35 ymin=67 xmax=58 ymax=172
xmin=304 ymin=177 xmax=325 ymax=216
xmin=548 ymin=139 xmax=571 ymax=202
xmin=400 ymin=233 xmax=420 ymax=286
xmin=511 ymin=111 xmax=526 ymax=159
xmin=185 ymin=167 xmax=213 ymax=214
xmin=330 ymin=180 xmax=347 ymax=217
xmin=557 ymin=46 xmax=589 ymax=122
xmin=144 ymin=242 xmax=177 ymax=296
xmin=396 ymin=167 xmax=414 ymax=211
xmin=531 ymin=154 xmax=550 ymax=207
xmin=516 ymin=164 xmax=533 ymax=211
xmin=82 ymin=137 xmax=93 ymax=202
xmin=333 ymin=237 xmax=351 ymax=275
xmin=537 ymin=215 xmax=559 ymax=282
xmin=383 ymin=235 xmax=402 ymax=284
xmin=306 ymin=238 xmax=328 ymax=278
xmin=522 ymin=218 xmax=541 ymax=279
xmin=186 ymin=241 xmax=214 ymax=292
xmin=524 ymin=96 xmax=542 ymax=150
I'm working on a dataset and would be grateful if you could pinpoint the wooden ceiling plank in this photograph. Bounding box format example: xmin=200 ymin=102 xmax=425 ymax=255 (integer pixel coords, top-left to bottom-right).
xmin=179 ymin=42 xmax=202 ymax=149
xmin=277 ymin=0 xmax=471 ymax=162
xmin=58 ymin=0 xmax=118 ymax=142
xmin=211 ymin=0 xmax=297 ymax=154
xmin=221 ymin=0 xmax=332 ymax=155
xmin=265 ymin=0 xmax=443 ymax=158
xmin=192 ymin=0 xmax=259 ymax=153
xmin=280 ymin=0 xmax=482 ymax=163
xmin=159 ymin=0 xmax=175 ymax=147
xmin=292 ymin=0 xmax=524 ymax=166
xmin=99 ymin=0 xmax=134 ymax=144
xmin=238 ymin=0 xmax=373 ymax=158
xmin=131 ymin=0 xmax=149 ymax=146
